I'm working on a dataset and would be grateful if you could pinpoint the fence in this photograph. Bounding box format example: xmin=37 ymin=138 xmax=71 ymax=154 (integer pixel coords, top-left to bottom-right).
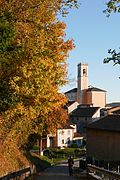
xmin=0 ymin=166 xmax=35 ymax=180
xmin=87 ymin=164 xmax=120 ymax=180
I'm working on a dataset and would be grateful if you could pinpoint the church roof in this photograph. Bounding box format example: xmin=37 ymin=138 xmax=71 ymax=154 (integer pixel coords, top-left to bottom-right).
xmin=87 ymin=87 xmax=106 ymax=92
xmin=65 ymin=88 xmax=77 ymax=94
xmin=87 ymin=114 xmax=120 ymax=132
xmin=70 ymin=105 xmax=99 ymax=117
xmin=65 ymin=87 xmax=106 ymax=94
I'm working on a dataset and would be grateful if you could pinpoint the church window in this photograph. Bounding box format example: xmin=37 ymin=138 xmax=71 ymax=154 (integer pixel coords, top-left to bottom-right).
xmin=68 ymin=130 xmax=70 ymax=135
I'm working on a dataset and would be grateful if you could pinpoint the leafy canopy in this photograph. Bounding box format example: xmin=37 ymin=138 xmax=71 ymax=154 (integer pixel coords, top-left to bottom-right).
xmin=103 ymin=0 xmax=120 ymax=66
xmin=0 ymin=0 xmax=77 ymax=149
xmin=104 ymin=0 xmax=120 ymax=16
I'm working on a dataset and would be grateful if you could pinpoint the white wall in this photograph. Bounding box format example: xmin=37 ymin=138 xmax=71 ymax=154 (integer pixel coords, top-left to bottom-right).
xmin=68 ymin=102 xmax=79 ymax=114
xmin=57 ymin=129 xmax=74 ymax=147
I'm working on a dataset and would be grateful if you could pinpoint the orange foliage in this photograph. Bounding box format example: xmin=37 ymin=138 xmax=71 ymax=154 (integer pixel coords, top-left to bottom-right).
xmin=0 ymin=0 xmax=77 ymax=175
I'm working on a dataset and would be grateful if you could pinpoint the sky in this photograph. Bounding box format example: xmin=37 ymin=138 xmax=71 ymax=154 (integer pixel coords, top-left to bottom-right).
xmin=60 ymin=0 xmax=120 ymax=104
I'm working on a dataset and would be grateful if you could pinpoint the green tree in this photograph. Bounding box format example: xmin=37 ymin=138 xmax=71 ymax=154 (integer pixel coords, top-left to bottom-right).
xmin=103 ymin=0 xmax=120 ymax=66
xmin=104 ymin=49 xmax=120 ymax=65
xmin=104 ymin=0 xmax=120 ymax=16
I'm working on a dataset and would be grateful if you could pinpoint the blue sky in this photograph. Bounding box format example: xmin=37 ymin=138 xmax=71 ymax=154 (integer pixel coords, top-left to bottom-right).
xmin=60 ymin=0 xmax=120 ymax=103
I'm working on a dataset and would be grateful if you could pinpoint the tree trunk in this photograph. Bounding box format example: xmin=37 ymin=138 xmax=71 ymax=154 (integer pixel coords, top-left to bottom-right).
xmin=39 ymin=136 xmax=43 ymax=156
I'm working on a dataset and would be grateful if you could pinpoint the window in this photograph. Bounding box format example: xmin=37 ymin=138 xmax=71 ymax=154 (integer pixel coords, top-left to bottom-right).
xmin=59 ymin=131 xmax=61 ymax=135
xmin=76 ymin=117 xmax=79 ymax=121
xmin=62 ymin=139 xmax=64 ymax=144
xmin=83 ymin=68 xmax=87 ymax=76
xmin=68 ymin=130 xmax=70 ymax=135
xmin=67 ymin=137 xmax=70 ymax=144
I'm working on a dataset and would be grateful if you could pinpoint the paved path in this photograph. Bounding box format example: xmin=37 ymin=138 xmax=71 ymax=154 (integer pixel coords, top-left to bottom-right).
xmin=33 ymin=160 xmax=87 ymax=180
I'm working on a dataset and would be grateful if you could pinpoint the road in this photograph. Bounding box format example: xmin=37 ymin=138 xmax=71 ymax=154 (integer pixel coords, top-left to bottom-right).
xmin=33 ymin=159 xmax=87 ymax=180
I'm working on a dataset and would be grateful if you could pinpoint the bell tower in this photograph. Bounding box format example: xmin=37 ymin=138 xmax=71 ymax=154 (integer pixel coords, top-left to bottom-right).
xmin=77 ymin=63 xmax=88 ymax=104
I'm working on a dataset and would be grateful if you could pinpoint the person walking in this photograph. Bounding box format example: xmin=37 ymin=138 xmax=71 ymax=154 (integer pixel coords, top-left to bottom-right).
xmin=68 ymin=156 xmax=74 ymax=176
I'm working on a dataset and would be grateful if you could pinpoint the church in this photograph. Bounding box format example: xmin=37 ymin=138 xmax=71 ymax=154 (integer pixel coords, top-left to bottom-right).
xmin=65 ymin=63 xmax=107 ymax=136
xmin=65 ymin=63 xmax=106 ymax=108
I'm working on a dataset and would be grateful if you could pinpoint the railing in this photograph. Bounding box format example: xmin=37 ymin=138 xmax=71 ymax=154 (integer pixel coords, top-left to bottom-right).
xmin=0 ymin=166 xmax=32 ymax=180
xmin=87 ymin=164 xmax=120 ymax=180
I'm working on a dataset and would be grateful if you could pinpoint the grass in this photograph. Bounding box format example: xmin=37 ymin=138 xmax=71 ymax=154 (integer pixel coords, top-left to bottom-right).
xmin=28 ymin=152 xmax=68 ymax=171
xmin=27 ymin=152 xmax=54 ymax=172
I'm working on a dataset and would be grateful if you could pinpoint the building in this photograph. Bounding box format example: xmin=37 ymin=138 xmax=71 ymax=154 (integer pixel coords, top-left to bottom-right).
xmin=77 ymin=63 xmax=88 ymax=104
xmin=106 ymin=102 xmax=120 ymax=108
xmin=46 ymin=63 xmax=107 ymax=149
xmin=47 ymin=124 xmax=83 ymax=148
xmin=57 ymin=124 xmax=75 ymax=148
xmin=86 ymin=114 xmax=120 ymax=163
xmin=86 ymin=87 xmax=106 ymax=108
xmin=65 ymin=63 xmax=106 ymax=108
xmin=107 ymin=106 xmax=120 ymax=115
xmin=69 ymin=104 xmax=99 ymax=135
xmin=65 ymin=88 xmax=77 ymax=102
xmin=66 ymin=101 xmax=79 ymax=114
xmin=100 ymin=105 xmax=120 ymax=117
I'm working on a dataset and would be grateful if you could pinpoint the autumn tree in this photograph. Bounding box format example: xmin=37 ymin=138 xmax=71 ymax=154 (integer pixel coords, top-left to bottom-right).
xmin=28 ymin=104 xmax=68 ymax=154
xmin=0 ymin=0 xmax=78 ymax=173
